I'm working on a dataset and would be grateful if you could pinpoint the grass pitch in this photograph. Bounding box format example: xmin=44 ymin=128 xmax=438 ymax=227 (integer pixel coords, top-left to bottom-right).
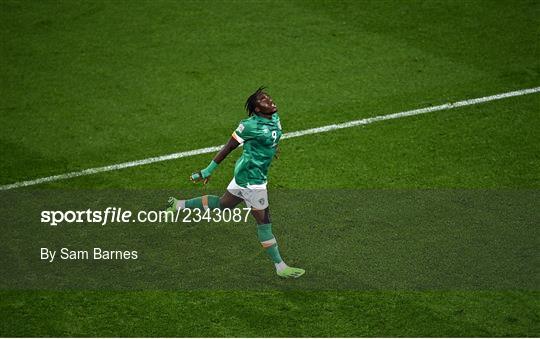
xmin=1 ymin=0 xmax=539 ymax=336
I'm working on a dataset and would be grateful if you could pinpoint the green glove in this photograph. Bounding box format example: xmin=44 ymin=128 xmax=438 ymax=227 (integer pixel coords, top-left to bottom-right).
xmin=191 ymin=160 xmax=218 ymax=181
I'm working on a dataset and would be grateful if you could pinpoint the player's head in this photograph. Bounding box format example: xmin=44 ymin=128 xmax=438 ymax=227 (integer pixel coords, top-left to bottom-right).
xmin=245 ymin=86 xmax=277 ymax=116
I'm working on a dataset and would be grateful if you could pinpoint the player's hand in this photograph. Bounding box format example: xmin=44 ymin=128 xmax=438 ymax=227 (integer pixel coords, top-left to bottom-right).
xmin=190 ymin=160 xmax=218 ymax=185
xmin=190 ymin=171 xmax=211 ymax=185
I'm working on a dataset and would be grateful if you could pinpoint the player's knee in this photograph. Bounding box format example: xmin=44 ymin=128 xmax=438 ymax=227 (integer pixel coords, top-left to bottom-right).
xmin=262 ymin=207 xmax=271 ymax=223
xmin=252 ymin=208 xmax=270 ymax=224
xmin=219 ymin=196 xmax=236 ymax=209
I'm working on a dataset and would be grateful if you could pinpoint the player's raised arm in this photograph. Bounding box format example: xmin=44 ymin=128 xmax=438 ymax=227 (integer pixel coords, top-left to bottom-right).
xmin=190 ymin=136 xmax=240 ymax=184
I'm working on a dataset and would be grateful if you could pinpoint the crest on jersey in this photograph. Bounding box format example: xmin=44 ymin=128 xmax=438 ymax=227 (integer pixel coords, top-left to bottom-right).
xmin=263 ymin=127 xmax=269 ymax=134
xmin=236 ymin=124 xmax=245 ymax=133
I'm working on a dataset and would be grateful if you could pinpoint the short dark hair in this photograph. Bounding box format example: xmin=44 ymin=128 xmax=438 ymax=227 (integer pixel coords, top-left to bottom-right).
xmin=245 ymin=86 xmax=266 ymax=116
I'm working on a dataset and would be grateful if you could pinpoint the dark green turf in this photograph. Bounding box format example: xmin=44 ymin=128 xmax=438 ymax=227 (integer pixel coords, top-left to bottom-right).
xmin=1 ymin=0 xmax=539 ymax=336
xmin=0 ymin=291 xmax=538 ymax=337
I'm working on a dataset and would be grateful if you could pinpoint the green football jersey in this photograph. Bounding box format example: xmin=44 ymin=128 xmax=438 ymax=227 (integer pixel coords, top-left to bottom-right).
xmin=231 ymin=112 xmax=283 ymax=187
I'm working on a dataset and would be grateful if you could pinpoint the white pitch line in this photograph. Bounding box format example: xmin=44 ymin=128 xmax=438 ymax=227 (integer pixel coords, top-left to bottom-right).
xmin=1 ymin=86 xmax=539 ymax=191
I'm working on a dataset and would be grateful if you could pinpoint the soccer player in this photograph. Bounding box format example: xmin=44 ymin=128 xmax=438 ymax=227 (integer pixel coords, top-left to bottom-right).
xmin=167 ymin=87 xmax=305 ymax=278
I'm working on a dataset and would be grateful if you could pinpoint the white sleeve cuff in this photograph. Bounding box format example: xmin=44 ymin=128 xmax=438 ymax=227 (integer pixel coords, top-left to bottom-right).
xmin=232 ymin=131 xmax=244 ymax=144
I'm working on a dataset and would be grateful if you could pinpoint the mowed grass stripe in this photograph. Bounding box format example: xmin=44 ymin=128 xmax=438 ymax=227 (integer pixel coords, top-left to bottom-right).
xmin=1 ymin=86 xmax=539 ymax=191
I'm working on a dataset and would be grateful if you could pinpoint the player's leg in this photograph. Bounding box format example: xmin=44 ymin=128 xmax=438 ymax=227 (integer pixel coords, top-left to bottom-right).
xmin=219 ymin=191 xmax=243 ymax=209
xmin=251 ymin=207 xmax=305 ymax=278
xmin=167 ymin=179 xmax=244 ymax=212
xmin=168 ymin=193 xmax=239 ymax=211
xmin=167 ymin=194 xmax=221 ymax=211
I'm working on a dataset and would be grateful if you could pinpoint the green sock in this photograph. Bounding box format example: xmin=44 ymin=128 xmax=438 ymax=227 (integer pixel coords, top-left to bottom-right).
xmin=184 ymin=195 xmax=220 ymax=209
xmin=257 ymin=223 xmax=283 ymax=264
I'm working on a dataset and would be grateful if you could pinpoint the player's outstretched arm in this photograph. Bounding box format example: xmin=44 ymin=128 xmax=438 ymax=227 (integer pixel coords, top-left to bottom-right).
xmin=190 ymin=137 xmax=240 ymax=184
xmin=213 ymin=136 xmax=241 ymax=164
